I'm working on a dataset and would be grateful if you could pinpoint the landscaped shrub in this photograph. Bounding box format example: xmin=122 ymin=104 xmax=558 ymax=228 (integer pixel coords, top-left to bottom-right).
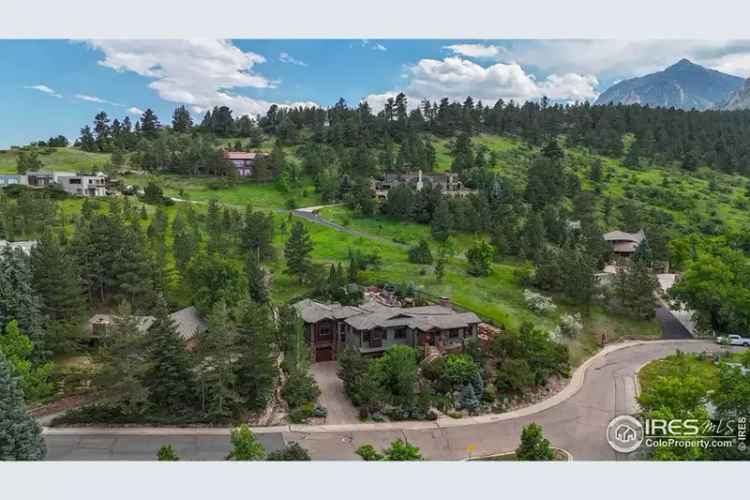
xmin=482 ymin=383 xmax=497 ymax=403
xmin=438 ymin=354 xmax=480 ymax=392
xmin=523 ymin=289 xmax=557 ymax=314
xmin=282 ymin=371 xmax=321 ymax=410
xmin=494 ymin=358 xmax=535 ymax=396
xmin=460 ymin=383 xmax=480 ymax=413
xmin=288 ymin=402 xmax=316 ymax=423
xmin=267 ymin=442 xmax=311 ymax=461
xmin=552 ymin=313 xmax=583 ymax=339
xmin=490 ymin=323 xmax=570 ymax=394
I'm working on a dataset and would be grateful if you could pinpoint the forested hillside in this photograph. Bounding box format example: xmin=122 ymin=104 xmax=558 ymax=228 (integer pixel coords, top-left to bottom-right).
xmin=2 ymin=94 xmax=750 ymax=422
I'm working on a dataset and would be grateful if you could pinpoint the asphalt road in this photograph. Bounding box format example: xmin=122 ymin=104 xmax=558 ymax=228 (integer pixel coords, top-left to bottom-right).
xmin=45 ymin=430 xmax=286 ymax=461
xmin=287 ymin=340 xmax=728 ymax=461
xmin=44 ymin=340 xmax=734 ymax=461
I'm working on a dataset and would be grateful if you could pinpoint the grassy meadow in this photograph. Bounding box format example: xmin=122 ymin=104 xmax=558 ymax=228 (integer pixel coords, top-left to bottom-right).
xmin=0 ymin=147 xmax=111 ymax=174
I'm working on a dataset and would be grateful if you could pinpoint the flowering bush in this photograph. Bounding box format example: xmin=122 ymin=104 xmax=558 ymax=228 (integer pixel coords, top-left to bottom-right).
xmin=524 ymin=289 xmax=557 ymax=315
xmin=552 ymin=313 xmax=583 ymax=339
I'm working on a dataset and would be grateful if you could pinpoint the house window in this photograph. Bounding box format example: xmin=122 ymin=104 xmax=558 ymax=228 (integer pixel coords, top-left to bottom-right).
xmin=449 ymin=329 xmax=459 ymax=339
xmin=395 ymin=327 xmax=407 ymax=340
xmin=69 ymin=178 xmax=82 ymax=184
xmin=317 ymin=323 xmax=333 ymax=343
xmin=362 ymin=331 xmax=370 ymax=343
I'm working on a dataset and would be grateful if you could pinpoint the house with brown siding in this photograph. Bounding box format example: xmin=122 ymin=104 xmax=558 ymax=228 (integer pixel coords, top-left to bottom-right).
xmin=293 ymin=298 xmax=481 ymax=362
xmin=603 ymin=229 xmax=646 ymax=258
xmin=224 ymin=151 xmax=268 ymax=177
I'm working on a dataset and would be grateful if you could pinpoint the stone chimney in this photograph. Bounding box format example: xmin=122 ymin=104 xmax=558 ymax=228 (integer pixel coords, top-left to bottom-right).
xmin=439 ymin=296 xmax=452 ymax=309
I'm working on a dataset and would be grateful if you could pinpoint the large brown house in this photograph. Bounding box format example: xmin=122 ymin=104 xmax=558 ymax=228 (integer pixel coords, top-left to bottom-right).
xmin=293 ymin=299 xmax=481 ymax=362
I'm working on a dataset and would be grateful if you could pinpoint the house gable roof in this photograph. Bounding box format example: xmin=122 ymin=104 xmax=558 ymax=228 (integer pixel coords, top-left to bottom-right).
xmin=603 ymin=229 xmax=646 ymax=243
xmin=293 ymin=298 xmax=481 ymax=332
xmin=169 ymin=306 xmax=208 ymax=341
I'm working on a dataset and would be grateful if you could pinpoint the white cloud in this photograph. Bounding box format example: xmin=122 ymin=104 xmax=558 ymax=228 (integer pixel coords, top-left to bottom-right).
xmin=128 ymin=107 xmax=144 ymax=115
xmin=365 ymin=56 xmax=599 ymax=110
xmin=445 ymin=44 xmax=508 ymax=59
xmin=279 ymin=52 xmax=307 ymax=66
xmin=707 ymin=52 xmax=750 ymax=78
xmin=361 ymin=40 xmax=387 ymax=52
xmin=362 ymin=91 xmax=420 ymax=112
xmin=85 ymin=39 xmax=316 ymax=117
xmin=537 ymin=73 xmax=600 ymax=102
xmin=75 ymin=94 xmax=125 ymax=106
xmin=25 ymin=84 xmax=62 ymax=98
xmin=477 ymin=40 xmax=750 ymax=79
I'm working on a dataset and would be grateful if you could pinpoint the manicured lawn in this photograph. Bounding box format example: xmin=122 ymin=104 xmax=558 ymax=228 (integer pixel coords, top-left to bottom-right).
xmin=638 ymin=352 xmax=730 ymax=395
xmin=0 ymin=147 xmax=111 ymax=174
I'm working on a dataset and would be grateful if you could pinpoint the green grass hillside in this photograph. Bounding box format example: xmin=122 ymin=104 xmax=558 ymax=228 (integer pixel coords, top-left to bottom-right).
xmin=7 ymin=132 xmax=746 ymax=366
xmin=0 ymin=147 xmax=111 ymax=174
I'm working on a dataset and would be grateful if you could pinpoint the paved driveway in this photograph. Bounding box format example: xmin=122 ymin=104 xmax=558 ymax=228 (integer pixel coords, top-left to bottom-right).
xmin=656 ymin=306 xmax=693 ymax=339
xmin=310 ymin=361 xmax=360 ymax=425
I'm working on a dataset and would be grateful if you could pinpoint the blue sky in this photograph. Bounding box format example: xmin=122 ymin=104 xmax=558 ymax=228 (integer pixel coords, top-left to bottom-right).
xmin=2 ymin=39 xmax=750 ymax=148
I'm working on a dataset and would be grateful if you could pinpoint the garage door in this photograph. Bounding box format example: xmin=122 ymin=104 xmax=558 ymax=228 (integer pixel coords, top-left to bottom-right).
xmin=315 ymin=347 xmax=333 ymax=362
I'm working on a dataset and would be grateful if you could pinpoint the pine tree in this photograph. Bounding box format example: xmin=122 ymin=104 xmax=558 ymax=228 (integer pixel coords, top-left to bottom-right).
xmin=171 ymin=105 xmax=193 ymax=133
xmin=196 ymin=301 xmax=239 ymax=418
xmin=30 ymin=230 xmax=85 ymax=324
xmin=284 ymin=221 xmax=313 ymax=283
xmin=157 ymin=444 xmax=180 ymax=461
xmin=78 ymin=125 xmax=96 ymax=152
xmin=434 ymin=257 xmax=446 ymax=283
xmin=240 ymin=207 xmax=275 ymax=261
xmin=245 ymin=252 xmax=269 ymax=304
xmin=615 ymin=260 xmax=659 ymax=319
xmin=234 ymin=301 xmax=277 ymax=410
xmin=0 ymin=247 xmax=46 ymax=360
xmin=461 ymin=383 xmax=480 ymax=412
xmin=278 ymin=305 xmax=307 ymax=373
xmin=521 ymin=211 xmax=545 ymax=262
xmin=431 ymin=198 xmax=453 ymax=242
xmin=560 ymin=246 xmax=596 ymax=311
xmin=633 ymin=238 xmax=654 ymax=266
xmin=93 ymin=303 xmax=149 ymax=415
xmin=144 ymin=299 xmax=196 ymax=412
xmin=172 ymin=211 xmax=199 ymax=272
xmin=515 ymin=423 xmax=555 ymax=461
xmin=114 ymin=220 xmax=156 ymax=310
xmin=0 ymin=350 xmax=46 ymax=460
xmin=542 ymin=138 xmax=564 ymax=162
xmin=139 ymin=109 xmax=161 ymax=139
